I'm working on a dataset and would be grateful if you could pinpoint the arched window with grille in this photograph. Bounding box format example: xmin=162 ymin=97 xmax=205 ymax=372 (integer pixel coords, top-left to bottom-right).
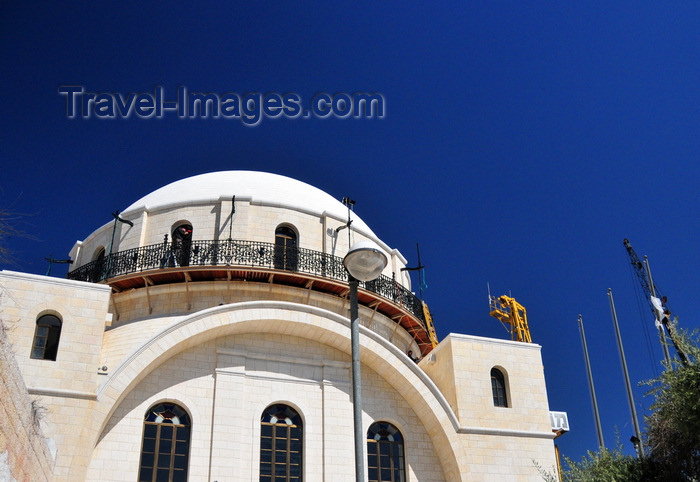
xmin=274 ymin=225 xmax=298 ymax=271
xmin=138 ymin=402 xmax=191 ymax=482
xmin=260 ymin=404 xmax=303 ymax=481
xmin=30 ymin=313 xmax=62 ymax=361
xmin=367 ymin=421 xmax=406 ymax=482
xmin=491 ymin=367 xmax=508 ymax=407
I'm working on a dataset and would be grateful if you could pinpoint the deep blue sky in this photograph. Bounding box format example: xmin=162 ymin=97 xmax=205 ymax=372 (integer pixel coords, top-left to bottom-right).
xmin=2 ymin=1 xmax=699 ymax=466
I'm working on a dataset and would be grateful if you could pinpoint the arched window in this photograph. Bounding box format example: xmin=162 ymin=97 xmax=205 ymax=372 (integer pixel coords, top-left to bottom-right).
xmin=367 ymin=422 xmax=405 ymax=482
xmin=138 ymin=402 xmax=191 ymax=482
xmin=274 ymin=225 xmax=298 ymax=271
xmin=260 ymin=404 xmax=302 ymax=481
xmin=491 ymin=367 xmax=508 ymax=407
xmin=31 ymin=314 xmax=62 ymax=361
xmin=92 ymin=247 xmax=106 ymax=282
xmin=172 ymin=224 xmax=193 ymax=267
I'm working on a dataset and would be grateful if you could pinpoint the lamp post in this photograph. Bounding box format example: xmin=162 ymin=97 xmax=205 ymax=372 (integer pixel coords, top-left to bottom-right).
xmin=343 ymin=241 xmax=388 ymax=482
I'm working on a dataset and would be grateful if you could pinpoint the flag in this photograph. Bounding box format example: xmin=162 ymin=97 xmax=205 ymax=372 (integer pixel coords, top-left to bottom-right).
xmin=650 ymin=296 xmax=664 ymax=328
xmin=419 ymin=268 xmax=428 ymax=291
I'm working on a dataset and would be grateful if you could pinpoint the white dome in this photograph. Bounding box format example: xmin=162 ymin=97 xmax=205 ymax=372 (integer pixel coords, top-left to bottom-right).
xmin=121 ymin=170 xmax=375 ymax=235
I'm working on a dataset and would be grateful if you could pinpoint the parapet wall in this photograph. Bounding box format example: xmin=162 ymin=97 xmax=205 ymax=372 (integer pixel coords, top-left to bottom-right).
xmin=0 ymin=320 xmax=54 ymax=481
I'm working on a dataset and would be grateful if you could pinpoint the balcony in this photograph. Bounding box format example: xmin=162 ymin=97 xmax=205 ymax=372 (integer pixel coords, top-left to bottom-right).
xmin=68 ymin=238 xmax=434 ymax=354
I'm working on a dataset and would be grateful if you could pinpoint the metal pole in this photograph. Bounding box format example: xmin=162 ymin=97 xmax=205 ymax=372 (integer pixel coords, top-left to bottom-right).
xmin=577 ymin=315 xmax=605 ymax=450
xmin=104 ymin=211 xmax=133 ymax=280
xmin=607 ymin=288 xmax=644 ymax=457
xmin=349 ymin=276 xmax=365 ymax=482
xmin=103 ymin=214 xmax=120 ymax=280
xmin=228 ymin=196 xmax=235 ymax=240
xmin=643 ymin=257 xmax=671 ymax=365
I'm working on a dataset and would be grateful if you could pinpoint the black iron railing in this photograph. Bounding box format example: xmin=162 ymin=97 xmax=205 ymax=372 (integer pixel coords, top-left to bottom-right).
xmin=67 ymin=239 xmax=425 ymax=325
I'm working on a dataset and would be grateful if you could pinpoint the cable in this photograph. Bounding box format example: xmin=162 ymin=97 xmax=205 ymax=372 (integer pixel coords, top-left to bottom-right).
xmin=628 ymin=262 xmax=660 ymax=378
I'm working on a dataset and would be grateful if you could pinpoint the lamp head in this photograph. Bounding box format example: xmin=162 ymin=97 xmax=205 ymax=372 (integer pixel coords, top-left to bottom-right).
xmin=343 ymin=241 xmax=388 ymax=282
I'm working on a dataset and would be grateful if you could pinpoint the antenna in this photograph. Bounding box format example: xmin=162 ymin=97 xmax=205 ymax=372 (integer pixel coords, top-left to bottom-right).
xmin=44 ymin=256 xmax=73 ymax=276
xmin=228 ymin=195 xmax=235 ymax=240
xmin=103 ymin=211 xmax=133 ymax=281
xmin=341 ymin=197 xmax=355 ymax=247
xmin=401 ymin=244 xmax=427 ymax=299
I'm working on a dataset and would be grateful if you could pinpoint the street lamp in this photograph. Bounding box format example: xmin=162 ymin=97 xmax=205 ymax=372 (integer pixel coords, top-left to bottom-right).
xmin=343 ymin=241 xmax=388 ymax=482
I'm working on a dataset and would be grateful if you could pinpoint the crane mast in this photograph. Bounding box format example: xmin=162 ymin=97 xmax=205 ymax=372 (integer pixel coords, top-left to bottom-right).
xmin=622 ymin=239 xmax=689 ymax=366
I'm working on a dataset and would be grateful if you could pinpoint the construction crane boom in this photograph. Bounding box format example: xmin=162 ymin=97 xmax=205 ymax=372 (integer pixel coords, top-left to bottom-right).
xmin=622 ymin=239 xmax=689 ymax=366
xmin=489 ymin=294 xmax=532 ymax=343
xmin=623 ymin=238 xmax=655 ymax=304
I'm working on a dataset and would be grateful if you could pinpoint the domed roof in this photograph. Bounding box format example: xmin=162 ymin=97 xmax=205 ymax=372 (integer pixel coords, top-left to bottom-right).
xmin=122 ymin=170 xmax=375 ymax=235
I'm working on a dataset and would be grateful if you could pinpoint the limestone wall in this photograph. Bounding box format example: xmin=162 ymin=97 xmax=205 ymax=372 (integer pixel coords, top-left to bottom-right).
xmin=86 ymin=333 xmax=446 ymax=481
xmin=422 ymin=334 xmax=559 ymax=480
xmin=0 ymin=320 xmax=54 ymax=481
xmin=0 ymin=271 xmax=111 ymax=394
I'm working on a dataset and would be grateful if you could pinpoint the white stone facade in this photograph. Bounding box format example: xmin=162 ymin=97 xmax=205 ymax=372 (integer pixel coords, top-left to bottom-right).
xmin=0 ymin=171 xmax=559 ymax=481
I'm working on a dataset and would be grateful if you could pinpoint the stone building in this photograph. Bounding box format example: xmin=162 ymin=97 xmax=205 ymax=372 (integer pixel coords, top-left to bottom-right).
xmin=0 ymin=171 xmax=560 ymax=481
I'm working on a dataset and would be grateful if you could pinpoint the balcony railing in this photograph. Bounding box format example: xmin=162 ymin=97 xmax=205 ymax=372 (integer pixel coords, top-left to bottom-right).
xmin=68 ymin=239 xmax=426 ymax=326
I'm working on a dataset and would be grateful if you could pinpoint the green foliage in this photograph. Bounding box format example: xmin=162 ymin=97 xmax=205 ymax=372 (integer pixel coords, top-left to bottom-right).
xmin=643 ymin=322 xmax=700 ymax=481
xmin=555 ymin=440 xmax=655 ymax=482
xmin=547 ymin=325 xmax=700 ymax=481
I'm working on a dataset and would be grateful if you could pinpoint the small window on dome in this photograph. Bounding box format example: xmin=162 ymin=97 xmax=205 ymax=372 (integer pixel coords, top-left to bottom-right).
xmin=171 ymin=224 xmax=193 ymax=267
xmin=93 ymin=247 xmax=105 ymax=261
xmin=274 ymin=225 xmax=298 ymax=271
xmin=91 ymin=247 xmax=106 ymax=282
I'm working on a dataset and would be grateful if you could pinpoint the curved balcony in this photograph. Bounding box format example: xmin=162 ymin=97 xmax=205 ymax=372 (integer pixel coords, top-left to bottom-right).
xmin=68 ymin=238 xmax=434 ymax=354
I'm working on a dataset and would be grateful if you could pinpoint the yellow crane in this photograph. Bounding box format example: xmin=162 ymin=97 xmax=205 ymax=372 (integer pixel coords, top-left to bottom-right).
xmin=489 ymin=294 xmax=532 ymax=343
xmin=422 ymin=301 xmax=439 ymax=348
